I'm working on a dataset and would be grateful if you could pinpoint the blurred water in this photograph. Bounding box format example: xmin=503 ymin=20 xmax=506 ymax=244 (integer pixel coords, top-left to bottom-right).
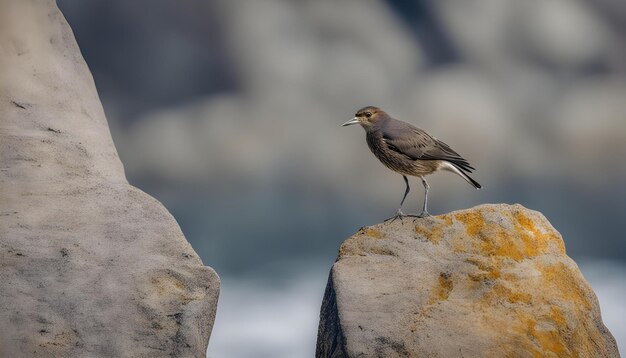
xmin=207 ymin=261 xmax=625 ymax=358
xmin=207 ymin=264 xmax=328 ymax=358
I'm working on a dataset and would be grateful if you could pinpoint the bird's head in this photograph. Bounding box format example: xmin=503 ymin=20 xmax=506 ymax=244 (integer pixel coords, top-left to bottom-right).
xmin=342 ymin=106 xmax=385 ymax=129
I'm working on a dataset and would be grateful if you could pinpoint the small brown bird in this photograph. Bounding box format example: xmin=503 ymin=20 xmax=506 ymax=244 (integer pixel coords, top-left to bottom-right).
xmin=343 ymin=106 xmax=481 ymax=219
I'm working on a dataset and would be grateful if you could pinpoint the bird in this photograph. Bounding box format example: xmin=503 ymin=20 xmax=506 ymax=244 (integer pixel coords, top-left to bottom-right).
xmin=342 ymin=106 xmax=481 ymax=219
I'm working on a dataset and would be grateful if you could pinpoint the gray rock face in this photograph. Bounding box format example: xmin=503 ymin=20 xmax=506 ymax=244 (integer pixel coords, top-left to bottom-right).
xmin=0 ymin=1 xmax=219 ymax=357
xmin=316 ymin=204 xmax=619 ymax=358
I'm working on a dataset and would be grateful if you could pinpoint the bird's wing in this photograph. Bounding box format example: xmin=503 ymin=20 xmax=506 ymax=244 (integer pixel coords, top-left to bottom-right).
xmin=381 ymin=122 xmax=476 ymax=173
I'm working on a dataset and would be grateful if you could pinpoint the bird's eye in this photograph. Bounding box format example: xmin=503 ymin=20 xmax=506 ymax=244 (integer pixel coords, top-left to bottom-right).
xmin=365 ymin=112 xmax=372 ymax=118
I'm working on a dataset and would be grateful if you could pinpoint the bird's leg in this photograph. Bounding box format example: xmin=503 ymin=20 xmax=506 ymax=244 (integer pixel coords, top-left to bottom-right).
xmin=418 ymin=176 xmax=431 ymax=218
xmin=386 ymin=176 xmax=410 ymax=222
xmin=397 ymin=175 xmax=410 ymax=216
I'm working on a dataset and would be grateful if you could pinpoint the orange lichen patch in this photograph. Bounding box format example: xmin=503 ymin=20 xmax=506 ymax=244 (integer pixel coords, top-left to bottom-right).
xmin=537 ymin=262 xmax=592 ymax=311
xmin=549 ymin=306 xmax=566 ymax=328
xmin=512 ymin=211 xmax=552 ymax=257
xmin=518 ymin=315 xmax=569 ymax=357
xmin=486 ymin=284 xmax=532 ymax=304
xmin=415 ymin=216 xmax=452 ymax=244
xmin=509 ymin=291 xmax=532 ymax=305
xmin=479 ymin=262 xmax=609 ymax=357
xmin=433 ymin=210 xmax=611 ymax=356
xmin=480 ymin=311 xmax=542 ymax=357
xmin=522 ymin=314 xmax=570 ymax=357
xmin=502 ymin=272 xmax=520 ymax=281
xmin=490 ymin=310 xmax=571 ymax=357
xmin=468 ymin=262 xmax=577 ymax=356
xmin=479 ymin=229 xmax=526 ymax=261
xmin=466 ymin=256 xmax=501 ymax=280
xmin=451 ymin=236 xmax=466 ymax=253
xmin=338 ymin=227 xmax=388 ymax=257
xmin=337 ymin=241 xmax=365 ymax=258
xmin=454 ymin=211 xmax=485 ymax=237
xmin=428 ymin=272 xmax=453 ymax=304
xmin=519 ymin=317 xmax=542 ymax=356
xmin=441 ymin=215 xmax=453 ymax=226
xmin=515 ymin=211 xmax=537 ymax=232
xmin=361 ymin=227 xmax=385 ymax=240
xmin=532 ymin=328 xmax=569 ymax=356
xmin=455 ymin=210 xmax=536 ymax=260
xmin=414 ymin=226 xmax=431 ymax=241
xmin=457 ymin=209 xmax=563 ymax=261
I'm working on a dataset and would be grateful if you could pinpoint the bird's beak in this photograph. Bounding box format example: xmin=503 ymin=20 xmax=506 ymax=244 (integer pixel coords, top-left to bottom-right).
xmin=342 ymin=117 xmax=360 ymax=127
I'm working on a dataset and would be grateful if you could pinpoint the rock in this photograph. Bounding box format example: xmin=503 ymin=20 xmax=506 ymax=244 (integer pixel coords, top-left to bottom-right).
xmin=316 ymin=204 xmax=619 ymax=357
xmin=0 ymin=1 xmax=219 ymax=357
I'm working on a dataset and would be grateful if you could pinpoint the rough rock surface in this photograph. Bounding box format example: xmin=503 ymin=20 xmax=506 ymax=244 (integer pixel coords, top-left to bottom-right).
xmin=316 ymin=204 xmax=619 ymax=358
xmin=0 ymin=1 xmax=219 ymax=357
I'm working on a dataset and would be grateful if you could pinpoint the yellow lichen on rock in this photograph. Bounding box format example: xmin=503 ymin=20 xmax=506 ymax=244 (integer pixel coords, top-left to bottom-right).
xmin=537 ymin=262 xmax=592 ymax=311
xmin=337 ymin=227 xmax=392 ymax=257
xmin=548 ymin=306 xmax=567 ymax=328
xmin=428 ymin=272 xmax=454 ymax=304
xmin=515 ymin=211 xmax=567 ymax=255
xmin=469 ymin=258 xmax=606 ymax=357
xmin=457 ymin=208 xmax=606 ymax=357
xmin=513 ymin=211 xmax=551 ymax=257
xmin=454 ymin=211 xmax=485 ymax=237
xmin=466 ymin=256 xmax=501 ymax=280
xmin=415 ymin=215 xmax=452 ymax=244
xmin=488 ymin=283 xmax=532 ymax=304
xmin=452 ymin=207 xmax=567 ymax=271
xmin=320 ymin=204 xmax=619 ymax=358
xmin=516 ymin=314 xmax=569 ymax=357
xmin=362 ymin=227 xmax=385 ymax=240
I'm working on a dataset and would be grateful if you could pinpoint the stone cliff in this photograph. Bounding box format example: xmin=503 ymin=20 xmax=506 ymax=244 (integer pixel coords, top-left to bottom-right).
xmin=0 ymin=1 xmax=219 ymax=357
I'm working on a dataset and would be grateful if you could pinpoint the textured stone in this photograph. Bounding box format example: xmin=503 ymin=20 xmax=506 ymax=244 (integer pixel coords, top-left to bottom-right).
xmin=316 ymin=204 xmax=619 ymax=358
xmin=0 ymin=1 xmax=219 ymax=357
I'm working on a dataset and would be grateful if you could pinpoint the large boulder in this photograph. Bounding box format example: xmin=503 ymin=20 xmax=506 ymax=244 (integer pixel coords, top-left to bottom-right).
xmin=0 ymin=1 xmax=219 ymax=357
xmin=316 ymin=204 xmax=619 ymax=357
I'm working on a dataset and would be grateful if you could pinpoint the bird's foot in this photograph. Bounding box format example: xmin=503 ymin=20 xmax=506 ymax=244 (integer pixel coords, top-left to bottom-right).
xmin=417 ymin=211 xmax=432 ymax=218
xmin=385 ymin=209 xmax=406 ymax=223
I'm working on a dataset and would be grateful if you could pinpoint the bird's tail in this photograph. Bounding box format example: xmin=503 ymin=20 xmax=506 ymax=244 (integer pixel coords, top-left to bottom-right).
xmin=462 ymin=172 xmax=482 ymax=189
xmin=440 ymin=161 xmax=482 ymax=189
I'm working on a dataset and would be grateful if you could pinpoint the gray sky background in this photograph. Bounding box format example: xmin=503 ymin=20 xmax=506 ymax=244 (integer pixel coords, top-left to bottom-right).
xmin=58 ymin=0 xmax=626 ymax=273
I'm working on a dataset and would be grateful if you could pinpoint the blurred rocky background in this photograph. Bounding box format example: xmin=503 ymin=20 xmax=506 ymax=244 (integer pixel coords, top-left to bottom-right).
xmin=57 ymin=0 xmax=626 ymax=356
